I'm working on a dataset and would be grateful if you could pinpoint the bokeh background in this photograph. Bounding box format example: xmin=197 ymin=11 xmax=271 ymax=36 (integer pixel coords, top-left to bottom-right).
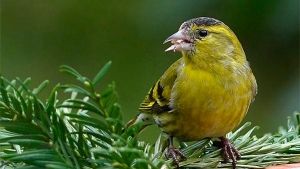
xmin=1 ymin=0 xmax=299 ymax=141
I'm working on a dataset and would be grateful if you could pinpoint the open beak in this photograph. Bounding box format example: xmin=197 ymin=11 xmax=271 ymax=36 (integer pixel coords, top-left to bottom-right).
xmin=164 ymin=29 xmax=193 ymax=52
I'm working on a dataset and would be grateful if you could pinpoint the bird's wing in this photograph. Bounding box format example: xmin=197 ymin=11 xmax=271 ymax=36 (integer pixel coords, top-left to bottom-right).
xmin=139 ymin=58 xmax=182 ymax=114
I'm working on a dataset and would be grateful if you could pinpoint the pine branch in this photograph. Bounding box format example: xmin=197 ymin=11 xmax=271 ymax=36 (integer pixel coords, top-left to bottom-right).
xmin=176 ymin=118 xmax=300 ymax=168
xmin=0 ymin=61 xmax=299 ymax=169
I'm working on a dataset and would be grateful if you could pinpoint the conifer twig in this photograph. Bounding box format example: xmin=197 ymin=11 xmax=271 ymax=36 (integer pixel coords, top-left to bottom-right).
xmin=0 ymin=61 xmax=299 ymax=169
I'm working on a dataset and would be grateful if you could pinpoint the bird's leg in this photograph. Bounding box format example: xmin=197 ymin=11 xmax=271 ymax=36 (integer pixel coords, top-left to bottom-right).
xmin=165 ymin=136 xmax=185 ymax=168
xmin=219 ymin=137 xmax=241 ymax=169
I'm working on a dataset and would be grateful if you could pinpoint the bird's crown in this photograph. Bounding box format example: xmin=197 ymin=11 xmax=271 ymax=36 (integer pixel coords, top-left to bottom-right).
xmin=180 ymin=17 xmax=222 ymax=29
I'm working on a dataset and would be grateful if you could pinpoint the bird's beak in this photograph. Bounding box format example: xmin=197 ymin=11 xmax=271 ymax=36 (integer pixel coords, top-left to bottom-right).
xmin=164 ymin=29 xmax=193 ymax=52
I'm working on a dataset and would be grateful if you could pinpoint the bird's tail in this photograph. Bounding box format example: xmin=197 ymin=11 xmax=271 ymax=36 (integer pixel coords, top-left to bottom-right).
xmin=124 ymin=113 xmax=154 ymax=133
xmin=125 ymin=115 xmax=138 ymax=129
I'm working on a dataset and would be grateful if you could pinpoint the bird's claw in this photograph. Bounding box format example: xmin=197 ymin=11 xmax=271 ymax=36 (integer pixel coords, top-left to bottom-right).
xmin=220 ymin=137 xmax=240 ymax=169
xmin=165 ymin=147 xmax=186 ymax=168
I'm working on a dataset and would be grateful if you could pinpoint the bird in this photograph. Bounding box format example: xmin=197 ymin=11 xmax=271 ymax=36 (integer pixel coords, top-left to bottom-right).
xmin=128 ymin=17 xmax=257 ymax=168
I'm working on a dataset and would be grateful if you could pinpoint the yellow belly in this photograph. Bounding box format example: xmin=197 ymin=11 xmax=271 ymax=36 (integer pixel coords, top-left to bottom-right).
xmin=157 ymin=66 xmax=253 ymax=141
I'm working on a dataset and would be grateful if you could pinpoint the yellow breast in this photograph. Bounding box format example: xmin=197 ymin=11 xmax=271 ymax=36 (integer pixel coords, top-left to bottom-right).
xmin=158 ymin=62 xmax=255 ymax=141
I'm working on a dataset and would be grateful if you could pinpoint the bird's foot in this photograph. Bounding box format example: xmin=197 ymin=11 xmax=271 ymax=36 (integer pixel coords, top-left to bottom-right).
xmin=220 ymin=137 xmax=240 ymax=169
xmin=165 ymin=147 xmax=186 ymax=168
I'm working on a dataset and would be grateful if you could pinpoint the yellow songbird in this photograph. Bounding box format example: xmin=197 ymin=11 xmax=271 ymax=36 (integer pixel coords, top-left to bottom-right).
xmin=131 ymin=17 xmax=257 ymax=168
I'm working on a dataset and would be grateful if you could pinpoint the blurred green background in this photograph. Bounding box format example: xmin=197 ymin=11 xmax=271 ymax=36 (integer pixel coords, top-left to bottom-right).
xmin=1 ymin=0 xmax=299 ymax=140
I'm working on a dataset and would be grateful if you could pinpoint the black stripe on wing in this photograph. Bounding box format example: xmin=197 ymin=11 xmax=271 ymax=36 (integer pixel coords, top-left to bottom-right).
xmin=157 ymin=81 xmax=167 ymax=102
xmin=151 ymin=101 xmax=172 ymax=114
xmin=139 ymin=82 xmax=172 ymax=113
xmin=139 ymin=85 xmax=155 ymax=112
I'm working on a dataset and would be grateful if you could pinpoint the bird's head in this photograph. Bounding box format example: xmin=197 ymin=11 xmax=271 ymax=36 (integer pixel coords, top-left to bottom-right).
xmin=164 ymin=17 xmax=245 ymax=63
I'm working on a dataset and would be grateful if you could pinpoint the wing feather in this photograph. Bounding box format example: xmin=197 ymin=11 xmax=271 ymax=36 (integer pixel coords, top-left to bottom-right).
xmin=139 ymin=58 xmax=182 ymax=114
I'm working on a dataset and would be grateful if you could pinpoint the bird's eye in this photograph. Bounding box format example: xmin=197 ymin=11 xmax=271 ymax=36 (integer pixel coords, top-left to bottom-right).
xmin=198 ymin=30 xmax=208 ymax=37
